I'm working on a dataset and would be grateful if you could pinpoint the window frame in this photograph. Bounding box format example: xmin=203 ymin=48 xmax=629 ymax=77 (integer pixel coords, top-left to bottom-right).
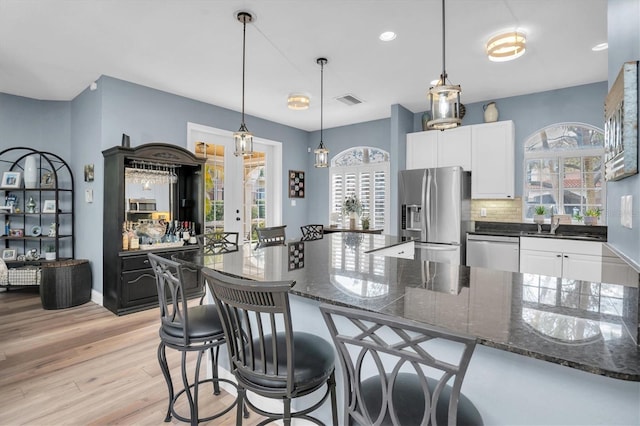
xmin=522 ymin=122 xmax=605 ymax=223
xmin=329 ymin=147 xmax=390 ymax=234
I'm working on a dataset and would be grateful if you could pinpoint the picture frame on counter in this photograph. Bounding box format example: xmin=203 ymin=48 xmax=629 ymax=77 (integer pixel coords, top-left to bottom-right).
xmin=40 ymin=172 xmax=56 ymax=189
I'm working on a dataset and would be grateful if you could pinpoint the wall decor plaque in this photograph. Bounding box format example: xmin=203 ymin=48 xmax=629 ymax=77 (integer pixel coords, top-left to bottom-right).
xmin=288 ymin=170 xmax=305 ymax=198
xmin=604 ymin=61 xmax=638 ymax=181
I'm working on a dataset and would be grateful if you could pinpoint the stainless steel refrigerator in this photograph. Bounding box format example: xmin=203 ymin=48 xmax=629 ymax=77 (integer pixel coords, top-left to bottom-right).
xmin=399 ymin=166 xmax=472 ymax=265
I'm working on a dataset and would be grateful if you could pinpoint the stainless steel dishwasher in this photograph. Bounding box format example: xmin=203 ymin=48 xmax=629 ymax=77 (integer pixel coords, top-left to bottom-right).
xmin=466 ymin=234 xmax=520 ymax=272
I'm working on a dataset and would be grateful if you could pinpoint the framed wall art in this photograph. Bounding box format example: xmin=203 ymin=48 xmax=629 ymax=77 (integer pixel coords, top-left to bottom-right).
xmin=604 ymin=60 xmax=638 ymax=181
xmin=1 ymin=171 xmax=22 ymax=189
xmin=288 ymin=170 xmax=305 ymax=198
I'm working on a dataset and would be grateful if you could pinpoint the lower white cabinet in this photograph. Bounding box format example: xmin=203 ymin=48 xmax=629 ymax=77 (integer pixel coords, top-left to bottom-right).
xmin=519 ymin=237 xmax=639 ymax=285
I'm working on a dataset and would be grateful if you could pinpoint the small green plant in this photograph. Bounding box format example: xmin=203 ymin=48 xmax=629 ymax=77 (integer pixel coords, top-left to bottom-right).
xmin=534 ymin=205 xmax=546 ymax=215
xmin=573 ymin=211 xmax=583 ymax=222
xmin=584 ymin=207 xmax=601 ymax=218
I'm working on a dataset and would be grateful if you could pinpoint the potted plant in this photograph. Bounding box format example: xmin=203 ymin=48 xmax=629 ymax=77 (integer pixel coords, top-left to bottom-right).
xmin=342 ymin=195 xmax=362 ymax=230
xmin=533 ymin=205 xmax=546 ymax=224
xmin=584 ymin=208 xmax=601 ymax=226
xmin=361 ymin=215 xmax=370 ymax=230
xmin=44 ymin=245 xmax=56 ymax=261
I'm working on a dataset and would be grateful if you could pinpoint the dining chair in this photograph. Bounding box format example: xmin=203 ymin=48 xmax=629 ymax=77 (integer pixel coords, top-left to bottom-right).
xmin=202 ymin=267 xmax=338 ymax=426
xmin=148 ymin=253 xmax=239 ymax=425
xmin=254 ymin=225 xmax=286 ymax=249
xmin=197 ymin=231 xmax=239 ymax=254
xmin=300 ymin=224 xmax=324 ymax=241
xmin=320 ymin=303 xmax=483 ymax=426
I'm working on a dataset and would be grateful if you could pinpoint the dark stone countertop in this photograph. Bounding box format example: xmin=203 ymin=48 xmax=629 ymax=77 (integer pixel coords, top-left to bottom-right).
xmin=471 ymin=220 xmax=608 ymax=241
xmin=173 ymin=233 xmax=640 ymax=381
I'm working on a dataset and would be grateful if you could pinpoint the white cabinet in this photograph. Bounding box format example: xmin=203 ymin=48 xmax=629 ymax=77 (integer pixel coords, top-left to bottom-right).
xmin=406 ymin=126 xmax=471 ymax=170
xmin=471 ymin=121 xmax=515 ymax=199
xmin=519 ymin=237 xmax=639 ymax=285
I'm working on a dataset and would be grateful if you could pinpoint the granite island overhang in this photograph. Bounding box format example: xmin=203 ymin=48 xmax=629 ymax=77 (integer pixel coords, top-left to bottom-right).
xmin=172 ymin=232 xmax=640 ymax=382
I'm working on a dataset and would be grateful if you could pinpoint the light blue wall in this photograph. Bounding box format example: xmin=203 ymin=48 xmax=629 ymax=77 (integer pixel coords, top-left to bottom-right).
xmin=306 ymin=118 xmax=390 ymax=226
xmin=605 ymin=0 xmax=640 ymax=268
xmin=0 ymin=93 xmax=71 ymax=159
xmin=412 ymin=82 xmax=608 ymax=197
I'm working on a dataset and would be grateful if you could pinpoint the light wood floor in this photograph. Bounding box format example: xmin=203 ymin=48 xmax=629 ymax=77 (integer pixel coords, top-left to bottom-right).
xmin=0 ymin=289 xmax=264 ymax=425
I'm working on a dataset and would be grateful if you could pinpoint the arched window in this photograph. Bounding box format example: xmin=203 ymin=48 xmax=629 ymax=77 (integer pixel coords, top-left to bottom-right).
xmin=523 ymin=123 xmax=605 ymax=223
xmin=330 ymin=147 xmax=390 ymax=233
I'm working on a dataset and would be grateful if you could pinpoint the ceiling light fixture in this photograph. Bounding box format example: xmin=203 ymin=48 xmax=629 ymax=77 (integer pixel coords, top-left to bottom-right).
xmin=592 ymin=42 xmax=608 ymax=52
xmin=234 ymin=11 xmax=254 ymax=157
xmin=427 ymin=0 xmax=462 ymax=131
xmin=314 ymin=57 xmax=329 ymax=168
xmin=486 ymin=30 xmax=526 ymax=62
xmin=287 ymin=93 xmax=310 ymax=110
xmin=379 ymin=31 xmax=397 ymax=41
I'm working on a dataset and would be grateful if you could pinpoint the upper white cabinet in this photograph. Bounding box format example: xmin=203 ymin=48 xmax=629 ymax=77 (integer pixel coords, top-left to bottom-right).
xmin=406 ymin=120 xmax=515 ymax=199
xmin=406 ymin=126 xmax=471 ymax=171
xmin=471 ymin=121 xmax=515 ymax=199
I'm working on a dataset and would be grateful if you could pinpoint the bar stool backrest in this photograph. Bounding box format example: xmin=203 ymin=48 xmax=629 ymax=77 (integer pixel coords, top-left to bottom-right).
xmin=255 ymin=225 xmax=287 ymax=249
xmin=148 ymin=252 xmax=190 ymax=346
xmin=320 ymin=303 xmax=480 ymax=426
xmin=197 ymin=232 xmax=239 ymax=254
xmin=203 ymin=267 xmax=297 ymax=396
xmin=300 ymin=224 xmax=324 ymax=241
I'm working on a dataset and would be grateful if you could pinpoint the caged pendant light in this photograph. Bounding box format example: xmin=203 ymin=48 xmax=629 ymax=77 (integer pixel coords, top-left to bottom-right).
xmin=427 ymin=0 xmax=462 ymax=131
xmin=234 ymin=11 xmax=254 ymax=157
xmin=314 ymin=57 xmax=329 ymax=168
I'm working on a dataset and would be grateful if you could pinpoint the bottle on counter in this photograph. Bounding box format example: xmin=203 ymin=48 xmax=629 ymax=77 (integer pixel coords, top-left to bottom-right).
xmin=128 ymin=221 xmax=139 ymax=250
xmin=122 ymin=222 xmax=129 ymax=251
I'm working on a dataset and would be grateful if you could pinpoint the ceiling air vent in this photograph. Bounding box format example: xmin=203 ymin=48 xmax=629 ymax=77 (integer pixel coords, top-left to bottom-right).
xmin=335 ymin=94 xmax=363 ymax=106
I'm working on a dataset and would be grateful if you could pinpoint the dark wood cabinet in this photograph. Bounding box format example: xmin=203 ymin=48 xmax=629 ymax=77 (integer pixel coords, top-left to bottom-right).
xmin=102 ymin=143 xmax=205 ymax=315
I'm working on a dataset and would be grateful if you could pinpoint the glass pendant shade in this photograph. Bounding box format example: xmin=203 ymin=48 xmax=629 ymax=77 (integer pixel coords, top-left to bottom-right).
xmin=314 ymin=141 xmax=329 ymax=168
xmin=234 ymin=11 xmax=253 ymax=157
xmin=314 ymin=57 xmax=329 ymax=168
xmin=427 ymin=83 xmax=462 ymax=130
xmin=234 ymin=123 xmax=253 ymax=157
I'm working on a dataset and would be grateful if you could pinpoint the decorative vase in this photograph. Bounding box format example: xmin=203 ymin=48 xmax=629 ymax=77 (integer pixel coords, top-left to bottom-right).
xmin=421 ymin=112 xmax=431 ymax=131
xmin=349 ymin=212 xmax=357 ymax=230
xmin=24 ymin=154 xmax=38 ymax=189
xmin=361 ymin=218 xmax=370 ymax=230
xmin=584 ymin=216 xmax=598 ymax=226
xmin=26 ymin=197 xmax=36 ymax=214
xmin=45 ymin=252 xmax=56 ymax=261
xmin=533 ymin=214 xmax=545 ymax=224
xmin=483 ymin=102 xmax=499 ymax=123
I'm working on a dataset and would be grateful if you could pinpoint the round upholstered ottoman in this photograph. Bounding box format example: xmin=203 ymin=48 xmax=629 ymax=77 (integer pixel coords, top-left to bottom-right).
xmin=40 ymin=259 xmax=92 ymax=309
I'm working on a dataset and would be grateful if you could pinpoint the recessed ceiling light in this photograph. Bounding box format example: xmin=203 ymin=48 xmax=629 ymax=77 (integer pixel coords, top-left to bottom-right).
xmin=287 ymin=93 xmax=310 ymax=110
xmin=592 ymin=42 xmax=608 ymax=52
xmin=379 ymin=31 xmax=396 ymax=42
xmin=486 ymin=30 xmax=526 ymax=62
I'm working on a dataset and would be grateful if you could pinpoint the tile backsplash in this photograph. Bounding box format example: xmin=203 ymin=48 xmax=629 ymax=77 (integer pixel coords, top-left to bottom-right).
xmin=471 ymin=198 xmax=522 ymax=222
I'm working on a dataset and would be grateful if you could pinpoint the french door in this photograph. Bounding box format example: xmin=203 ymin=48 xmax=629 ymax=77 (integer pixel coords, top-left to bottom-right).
xmin=187 ymin=123 xmax=282 ymax=243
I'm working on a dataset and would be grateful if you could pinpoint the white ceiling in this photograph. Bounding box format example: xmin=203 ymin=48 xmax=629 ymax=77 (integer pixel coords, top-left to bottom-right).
xmin=0 ymin=0 xmax=608 ymax=132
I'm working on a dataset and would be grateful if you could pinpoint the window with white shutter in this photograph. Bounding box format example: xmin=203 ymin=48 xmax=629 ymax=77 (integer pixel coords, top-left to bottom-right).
xmin=330 ymin=147 xmax=390 ymax=233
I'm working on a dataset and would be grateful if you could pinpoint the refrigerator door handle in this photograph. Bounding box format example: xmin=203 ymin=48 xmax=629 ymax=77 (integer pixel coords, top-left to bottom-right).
xmin=424 ymin=169 xmax=431 ymax=241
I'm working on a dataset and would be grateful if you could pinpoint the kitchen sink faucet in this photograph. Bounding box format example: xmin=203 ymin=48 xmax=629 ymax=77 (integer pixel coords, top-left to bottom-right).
xmin=550 ymin=216 xmax=561 ymax=234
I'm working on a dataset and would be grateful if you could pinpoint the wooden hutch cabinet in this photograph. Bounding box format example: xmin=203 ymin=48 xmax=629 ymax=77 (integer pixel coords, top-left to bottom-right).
xmin=102 ymin=143 xmax=205 ymax=315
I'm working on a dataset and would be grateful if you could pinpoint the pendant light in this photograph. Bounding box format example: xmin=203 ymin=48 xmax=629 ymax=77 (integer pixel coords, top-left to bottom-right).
xmin=427 ymin=0 xmax=462 ymax=131
xmin=234 ymin=11 xmax=254 ymax=157
xmin=314 ymin=57 xmax=329 ymax=168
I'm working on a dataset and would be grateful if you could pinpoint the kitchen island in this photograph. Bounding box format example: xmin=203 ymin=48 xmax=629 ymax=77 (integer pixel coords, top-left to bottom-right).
xmin=174 ymin=233 xmax=640 ymax=425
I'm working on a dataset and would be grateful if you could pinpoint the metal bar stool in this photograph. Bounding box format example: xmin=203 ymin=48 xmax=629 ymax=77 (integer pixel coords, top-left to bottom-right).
xmin=320 ymin=303 xmax=483 ymax=426
xmin=254 ymin=225 xmax=287 ymax=249
xmin=202 ymin=267 xmax=338 ymax=425
xmin=148 ymin=253 xmax=239 ymax=425
xmin=197 ymin=231 xmax=239 ymax=254
xmin=300 ymin=224 xmax=324 ymax=241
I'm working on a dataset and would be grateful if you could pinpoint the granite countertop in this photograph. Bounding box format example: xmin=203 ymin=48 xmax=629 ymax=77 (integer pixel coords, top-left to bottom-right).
xmin=470 ymin=221 xmax=608 ymax=242
xmin=173 ymin=233 xmax=640 ymax=381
